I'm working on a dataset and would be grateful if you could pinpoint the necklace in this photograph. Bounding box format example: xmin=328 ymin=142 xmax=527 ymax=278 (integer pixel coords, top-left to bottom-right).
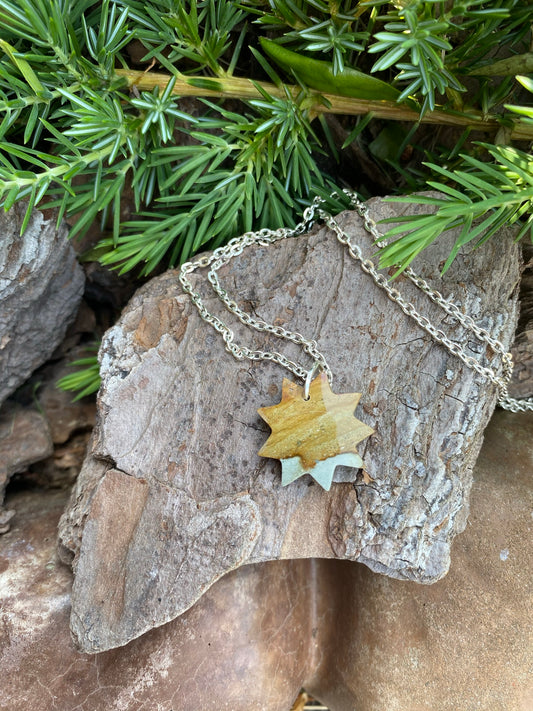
xmin=179 ymin=190 xmax=533 ymax=491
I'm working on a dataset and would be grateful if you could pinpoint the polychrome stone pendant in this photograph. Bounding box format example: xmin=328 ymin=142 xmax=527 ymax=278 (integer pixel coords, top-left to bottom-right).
xmin=257 ymin=373 xmax=374 ymax=491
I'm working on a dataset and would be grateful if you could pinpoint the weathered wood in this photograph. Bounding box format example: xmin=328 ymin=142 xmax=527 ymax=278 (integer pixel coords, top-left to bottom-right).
xmin=59 ymin=196 xmax=521 ymax=652
xmin=509 ymin=241 xmax=533 ymax=398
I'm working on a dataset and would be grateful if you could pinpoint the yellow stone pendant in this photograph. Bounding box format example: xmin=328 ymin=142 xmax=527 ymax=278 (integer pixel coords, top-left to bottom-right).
xmin=257 ymin=373 xmax=374 ymax=491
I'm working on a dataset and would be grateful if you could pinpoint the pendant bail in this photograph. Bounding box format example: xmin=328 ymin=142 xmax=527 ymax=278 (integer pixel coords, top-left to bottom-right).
xmin=304 ymin=362 xmax=322 ymax=400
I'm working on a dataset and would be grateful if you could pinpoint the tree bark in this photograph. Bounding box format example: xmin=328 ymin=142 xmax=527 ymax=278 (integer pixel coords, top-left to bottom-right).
xmin=509 ymin=241 xmax=533 ymax=398
xmin=59 ymin=196 xmax=521 ymax=652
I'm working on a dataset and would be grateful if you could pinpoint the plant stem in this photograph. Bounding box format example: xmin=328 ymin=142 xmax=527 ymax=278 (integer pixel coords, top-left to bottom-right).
xmin=0 ymin=144 xmax=119 ymax=192
xmin=116 ymin=68 xmax=533 ymax=141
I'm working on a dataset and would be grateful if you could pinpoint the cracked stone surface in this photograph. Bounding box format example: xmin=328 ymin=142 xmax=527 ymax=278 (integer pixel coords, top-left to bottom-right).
xmin=1 ymin=410 xmax=532 ymax=710
xmin=0 ymin=203 xmax=85 ymax=407
xmin=59 ymin=197 xmax=521 ymax=652
xmin=0 ymin=404 xmax=53 ymax=509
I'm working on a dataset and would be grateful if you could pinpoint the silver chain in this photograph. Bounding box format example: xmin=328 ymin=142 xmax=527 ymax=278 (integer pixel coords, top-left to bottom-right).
xmin=179 ymin=190 xmax=533 ymax=413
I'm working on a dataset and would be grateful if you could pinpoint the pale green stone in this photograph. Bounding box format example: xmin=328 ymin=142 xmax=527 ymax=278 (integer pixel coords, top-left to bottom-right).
xmin=280 ymin=452 xmax=364 ymax=491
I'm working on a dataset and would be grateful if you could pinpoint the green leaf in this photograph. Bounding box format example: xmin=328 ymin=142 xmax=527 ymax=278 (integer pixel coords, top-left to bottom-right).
xmin=260 ymin=37 xmax=403 ymax=102
xmin=0 ymin=38 xmax=46 ymax=95
xmin=186 ymin=77 xmax=223 ymax=92
xmin=56 ymin=348 xmax=101 ymax=402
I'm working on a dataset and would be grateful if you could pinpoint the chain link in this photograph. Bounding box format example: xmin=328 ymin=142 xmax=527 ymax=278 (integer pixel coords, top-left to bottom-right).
xmin=179 ymin=191 xmax=533 ymax=412
xmin=179 ymin=222 xmax=333 ymax=384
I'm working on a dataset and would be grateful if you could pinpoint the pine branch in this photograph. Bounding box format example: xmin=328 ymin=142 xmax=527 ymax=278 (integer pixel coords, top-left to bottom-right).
xmin=1 ymin=0 xmax=529 ymax=398
xmin=1 ymin=0 xmax=532 ymax=283
xmin=377 ymin=143 xmax=533 ymax=273
xmin=115 ymin=68 xmax=533 ymax=141
xmin=56 ymin=348 xmax=101 ymax=401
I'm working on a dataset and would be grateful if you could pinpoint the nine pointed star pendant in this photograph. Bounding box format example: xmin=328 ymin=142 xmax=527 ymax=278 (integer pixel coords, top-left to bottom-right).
xmin=257 ymin=373 xmax=374 ymax=491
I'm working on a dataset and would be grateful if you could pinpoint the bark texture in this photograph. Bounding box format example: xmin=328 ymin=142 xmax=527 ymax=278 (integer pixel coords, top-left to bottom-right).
xmin=509 ymin=241 xmax=533 ymax=398
xmin=59 ymin=197 xmax=521 ymax=652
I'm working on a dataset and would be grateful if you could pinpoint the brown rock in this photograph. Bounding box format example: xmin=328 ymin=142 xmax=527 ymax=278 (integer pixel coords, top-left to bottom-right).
xmin=0 ymin=404 xmax=53 ymax=507
xmin=25 ymin=431 xmax=93 ymax=492
xmin=38 ymin=351 xmax=96 ymax=445
xmin=1 ymin=410 xmax=531 ymax=711
xmin=0 ymin=508 xmax=14 ymax=534
xmin=510 ymin=327 xmax=533 ymax=398
xmin=0 ymin=347 xmax=96 ymax=525
xmin=10 ymin=347 xmax=98 ymax=493
xmin=60 ymin=197 xmax=522 ymax=651
xmin=0 ymin=488 xmax=309 ymax=711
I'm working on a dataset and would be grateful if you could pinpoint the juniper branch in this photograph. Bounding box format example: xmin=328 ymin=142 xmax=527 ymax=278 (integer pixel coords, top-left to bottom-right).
xmin=116 ymin=69 xmax=533 ymax=141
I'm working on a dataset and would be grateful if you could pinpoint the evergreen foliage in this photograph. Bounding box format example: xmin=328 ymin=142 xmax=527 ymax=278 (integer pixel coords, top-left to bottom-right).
xmin=2 ymin=0 xmax=530 ymax=397
xmin=1 ymin=0 xmax=532 ymax=280
xmin=55 ymin=346 xmax=101 ymax=399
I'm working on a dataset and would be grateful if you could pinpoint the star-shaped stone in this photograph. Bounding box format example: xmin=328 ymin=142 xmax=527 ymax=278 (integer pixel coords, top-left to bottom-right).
xmin=258 ymin=373 xmax=374 ymax=491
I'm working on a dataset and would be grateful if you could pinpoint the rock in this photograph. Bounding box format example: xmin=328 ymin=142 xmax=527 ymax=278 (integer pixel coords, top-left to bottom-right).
xmin=1 ymin=487 xmax=310 ymax=711
xmin=305 ymin=410 xmax=533 ymax=711
xmin=0 ymin=508 xmax=15 ymax=534
xmin=1 ymin=409 xmax=531 ymax=710
xmin=0 ymin=203 xmax=85 ymax=406
xmin=44 ymin=299 xmax=98 ymax=359
xmin=0 ymin=404 xmax=53 ymax=509
xmin=38 ymin=349 xmax=97 ymax=445
xmin=0 ymin=339 xmax=97 ymax=526
xmin=0 ymin=345 xmax=96 ymax=525
xmin=59 ymin=197 xmax=521 ymax=652
xmin=21 ymin=431 xmax=93 ymax=493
